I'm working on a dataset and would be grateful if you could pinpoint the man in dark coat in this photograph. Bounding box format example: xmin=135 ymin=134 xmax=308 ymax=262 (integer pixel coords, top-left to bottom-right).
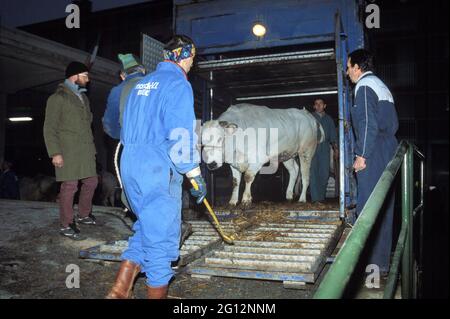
xmin=43 ymin=61 xmax=99 ymax=240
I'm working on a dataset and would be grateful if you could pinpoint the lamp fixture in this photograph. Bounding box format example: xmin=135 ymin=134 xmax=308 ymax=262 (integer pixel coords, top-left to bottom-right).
xmin=252 ymin=22 xmax=267 ymax=37
xmin=9 ymin=117 xmax=33 ymax=122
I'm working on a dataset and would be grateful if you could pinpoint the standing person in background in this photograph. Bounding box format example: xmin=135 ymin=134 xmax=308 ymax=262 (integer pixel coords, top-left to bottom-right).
xmin=309 ymin=97 xmax=338 ymax=203
xmin=43 ymin=61 xmax=98 ymax=241
xmin=347 ymin=49 xmax=399 ymax=275
xmin=0 ymin=160 xmax=20 ymax=200
xmin=102 ymin=53 xmax=146 ymax=139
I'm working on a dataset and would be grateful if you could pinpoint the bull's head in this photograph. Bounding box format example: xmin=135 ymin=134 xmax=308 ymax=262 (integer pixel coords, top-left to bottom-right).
xmin=201 ymin=120 xmax=238 ymax=170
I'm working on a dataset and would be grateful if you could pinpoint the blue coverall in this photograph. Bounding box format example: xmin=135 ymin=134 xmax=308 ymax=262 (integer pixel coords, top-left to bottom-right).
xmin=103 ymin=72 xmax=144 ymax=139
xmin=351 ymin=71 xmax=399 ymax=273
xmin=310 ymin=112 xmax=337 ymax=202
xmin=119 ymin=61 xmax=199 ymax=287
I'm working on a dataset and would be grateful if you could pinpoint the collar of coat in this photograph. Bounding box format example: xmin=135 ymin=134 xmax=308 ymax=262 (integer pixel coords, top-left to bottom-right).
xmin=158 ymin=60 xmax=188 ymax=80
xmin=55 ymin=82 xmax=88 ymax=105
xmin=64 ymin=79 xmax=87 ymax=95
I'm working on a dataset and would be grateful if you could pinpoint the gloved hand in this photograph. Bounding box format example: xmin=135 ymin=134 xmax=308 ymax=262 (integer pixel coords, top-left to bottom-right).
xmin=189 ymin=174 xmax=207 ymax=204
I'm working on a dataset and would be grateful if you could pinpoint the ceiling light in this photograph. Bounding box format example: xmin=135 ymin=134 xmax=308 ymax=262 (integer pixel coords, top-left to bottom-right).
xmin=252 ymin=23 xmax=266 ymax=37
xmin=9 ymin=117 xmax=33 ymax=122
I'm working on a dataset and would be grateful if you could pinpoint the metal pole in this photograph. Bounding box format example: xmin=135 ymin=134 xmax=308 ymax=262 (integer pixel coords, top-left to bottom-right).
xmin=334 ymin=12 xmax=346 ymax=219
xmin=314 ymin=141 xmax=408 ymax=298
xmin=408 ymin=147 xmax=415 ymax=298
xmin=418 ymin=158 xmax=424 ymax=297
xmin=208 ymin=70 xmax=215 ymax=205
xmin=383 ymin=223 xmax=408 ymax=298
xmin=401 ymin=144 xmax=413 ymax=298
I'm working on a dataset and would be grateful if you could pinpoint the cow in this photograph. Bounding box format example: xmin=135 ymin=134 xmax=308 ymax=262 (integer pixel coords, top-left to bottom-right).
xmin=201 ymin=103 xmax=324 ymax=207
xmin=19 ymin=175 xmax=58 ymax=202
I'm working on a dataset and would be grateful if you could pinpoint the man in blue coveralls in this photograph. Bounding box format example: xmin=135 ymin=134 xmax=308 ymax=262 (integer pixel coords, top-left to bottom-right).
xmin=309 ymin=97 xmax=338 ymax=203
xmin=106 ymin=35 xmax=207 ymax=299
xmin=347 ymin=49 xmax=399 ymax=275
xmin=102 ymin=53 xmax=145 ymax=139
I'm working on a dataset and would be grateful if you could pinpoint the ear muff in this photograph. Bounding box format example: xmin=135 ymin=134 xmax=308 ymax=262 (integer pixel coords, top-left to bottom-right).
xmin=164 ymin=44 xmax=196 ymax=62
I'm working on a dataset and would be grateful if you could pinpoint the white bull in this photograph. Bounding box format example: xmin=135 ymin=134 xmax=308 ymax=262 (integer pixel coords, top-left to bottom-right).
xmin=201 ymin=103 xmax=324 ymax=206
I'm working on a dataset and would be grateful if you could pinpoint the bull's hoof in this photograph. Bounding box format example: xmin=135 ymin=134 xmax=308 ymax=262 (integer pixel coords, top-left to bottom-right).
xmin=240 ymin=201 xmax=253 ymax=210
xmin=228 ymin=201 xmax=238 ymax=207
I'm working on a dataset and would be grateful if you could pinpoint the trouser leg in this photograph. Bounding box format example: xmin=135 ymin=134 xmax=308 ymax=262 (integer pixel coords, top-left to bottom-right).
xmin=309 ymin=157 xmax=320 ymax=202
xmin=140 ymin=193 xmax=181 ymax=288
xmin=78 ymin=176 xmax=98 ymax=218
xmin=59 ymin=180 xmax=78 ymax=227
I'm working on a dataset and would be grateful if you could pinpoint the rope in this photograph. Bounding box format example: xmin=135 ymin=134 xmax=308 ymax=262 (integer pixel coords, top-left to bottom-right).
xmin=114 ymin=142 xmax=123 ymax=189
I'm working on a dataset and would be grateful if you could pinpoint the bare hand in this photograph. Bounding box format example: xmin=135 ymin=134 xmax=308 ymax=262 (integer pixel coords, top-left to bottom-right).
xmin=333 ymin=149 xmax=339 ymax=161
xmin=52 ymin=154 xmax=64 ymax=168
xmin=353 ymin=156 xmax=366 ymax=173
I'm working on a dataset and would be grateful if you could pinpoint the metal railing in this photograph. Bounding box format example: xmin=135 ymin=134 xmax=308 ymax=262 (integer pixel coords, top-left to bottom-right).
xmin=314 ymin=140 xmax=425 ymax=299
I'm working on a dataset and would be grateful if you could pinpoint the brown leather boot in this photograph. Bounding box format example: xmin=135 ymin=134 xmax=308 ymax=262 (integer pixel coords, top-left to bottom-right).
xmin=146 ymin=285 xmax=168 ymax=299
xmin=106 ymin=260 xmax=141 ymax=299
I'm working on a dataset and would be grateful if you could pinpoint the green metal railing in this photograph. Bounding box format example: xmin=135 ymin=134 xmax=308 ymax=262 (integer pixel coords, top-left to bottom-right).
xmin=314 ymin=140 xmax=425 ymax=299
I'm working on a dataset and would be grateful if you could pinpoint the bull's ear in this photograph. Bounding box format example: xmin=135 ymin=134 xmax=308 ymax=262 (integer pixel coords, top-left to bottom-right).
xmin=224 ymin=123 xmax=238 ymax=135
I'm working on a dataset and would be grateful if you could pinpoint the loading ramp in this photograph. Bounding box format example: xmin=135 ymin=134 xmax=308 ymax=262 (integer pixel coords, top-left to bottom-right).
xmin=187 ymin=207 xmax=342 ymax=288
xmin=80 ymin=204 xmax=343 ymax=289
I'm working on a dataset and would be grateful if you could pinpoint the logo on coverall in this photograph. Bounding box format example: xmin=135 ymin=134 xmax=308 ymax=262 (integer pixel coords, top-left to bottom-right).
xmin=135 ymin=81 xmax=159 ymax=96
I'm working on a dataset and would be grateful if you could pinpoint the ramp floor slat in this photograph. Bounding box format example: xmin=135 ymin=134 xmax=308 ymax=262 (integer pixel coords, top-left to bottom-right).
xmin=79 ymin=220 xmax=242 ymax=266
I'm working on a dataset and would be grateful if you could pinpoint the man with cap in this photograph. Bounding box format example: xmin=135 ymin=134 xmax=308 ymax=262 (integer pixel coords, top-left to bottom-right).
xmin=43 ymin=61 xmax=98 ymax=240
xmin=102 ymin=54 xmax=146 ymax=139
xmin=106 ymin=35 xmax=207 ymax=299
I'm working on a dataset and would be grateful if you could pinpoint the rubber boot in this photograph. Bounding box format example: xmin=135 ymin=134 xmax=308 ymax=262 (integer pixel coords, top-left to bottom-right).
xmin=106 ymin=260 xmax=141 ymax=299
xmin=147 ymin=285 xmax=168 ymax=299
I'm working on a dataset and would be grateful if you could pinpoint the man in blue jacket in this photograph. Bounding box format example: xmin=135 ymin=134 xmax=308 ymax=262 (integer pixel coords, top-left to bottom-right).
xmin=347 ymin=49 xmax=399 ymax=275
xmin=102 ymin=54 xmax=146 ymax=139
xmin=106 ymin=35 xmax=206 ymax=299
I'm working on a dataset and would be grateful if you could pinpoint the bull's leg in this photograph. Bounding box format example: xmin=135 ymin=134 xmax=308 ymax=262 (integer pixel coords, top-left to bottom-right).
xmin=282 ymin=158 xmax=299 ymax=201
xmin=229 ymin=166 xmax=242 ymax=206
xmin=241 ymin=171 xmax=256 ymax=207
xmin=298 ymin=151 xmax=314 ymax=202
xmin=241 ymin=164 xmax=262 ymax=207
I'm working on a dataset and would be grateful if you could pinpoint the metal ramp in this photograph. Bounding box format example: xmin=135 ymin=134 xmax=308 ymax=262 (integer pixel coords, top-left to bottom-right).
xmin=79 ymin=220 xmax=243 ymax=267
xmin=187 ymin=210 xmax=342 ymax=289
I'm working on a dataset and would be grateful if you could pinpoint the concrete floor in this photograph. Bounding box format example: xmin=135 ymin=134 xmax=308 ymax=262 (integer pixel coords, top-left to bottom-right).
xmin=0 ymin=199 xmax=398 ymax=299
xmin=0 ymin=200 xmax=313 ymax=299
